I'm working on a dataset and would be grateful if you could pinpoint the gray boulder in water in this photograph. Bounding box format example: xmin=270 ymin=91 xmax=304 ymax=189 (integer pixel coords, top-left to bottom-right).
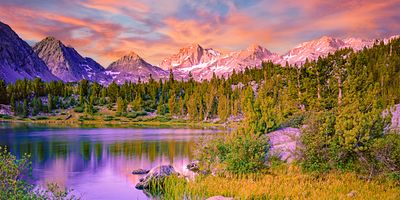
xmin=135 ymin=165 xmax=178 ymax=190
xmin=131 ymin=168 xmax=150 ymax=175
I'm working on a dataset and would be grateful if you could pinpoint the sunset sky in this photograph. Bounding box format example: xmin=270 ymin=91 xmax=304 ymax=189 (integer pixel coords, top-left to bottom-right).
xmin=0 ymin=0 xmax=399 ymax=67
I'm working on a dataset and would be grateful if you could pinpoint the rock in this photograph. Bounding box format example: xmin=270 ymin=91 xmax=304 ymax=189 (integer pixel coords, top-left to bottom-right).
xmin=65 ymin=114 xmax=72 ymax=120
xmin=186 ymin=161 xmax=200 ymax=172
xmin=135 ymin=165 xmax=178 ymax=190
xmin=0 ymin=104 xmax=12 ymax=115
xmin=347 ymin=190 xmax=357 ymax=198
xmin=386 ymin=104 xmax=400 ymax=133
xmin=206 ymin=196 xmax=234 ymax=200
xmin=131 ymin=169 xmax=150 ymax=175
xmin=267 ymin=127 xmax=302 ymax=163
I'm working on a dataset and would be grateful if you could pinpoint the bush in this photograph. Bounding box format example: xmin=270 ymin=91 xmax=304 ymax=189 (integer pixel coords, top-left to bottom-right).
xmin=300 ymin=112 xmax=354 ymax=172
xmin=0 ymin=114 xmax=12 ymax=119
xmin=370 ymin=133 xmax=400 ymax=178
xmin=0 ymin=146 xmax=79 ymax=199
xmin=0 ymin=147 xmax=32 ymax=199
xmin=35 ymin=116 xmax=49 ymax=120
xmin=126 ymin=111 xmax=147 ymax=119
xmin=196 ymin=129 xmax=269 ymax=174
xmin=103 ymin=115 xmax=114 ymax=121
xmin=74 ymin=106 xmax=84 ymax=113
xmin=154 ymin=115 xmax=172 ymax=122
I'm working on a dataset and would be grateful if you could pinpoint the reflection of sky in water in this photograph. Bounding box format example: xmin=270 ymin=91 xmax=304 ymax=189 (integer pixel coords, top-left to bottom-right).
xmin=0 ymin=123 xmax=222 ymax=199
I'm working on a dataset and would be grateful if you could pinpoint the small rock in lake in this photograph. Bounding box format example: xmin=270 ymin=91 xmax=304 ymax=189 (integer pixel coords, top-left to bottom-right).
xmin=135 ymin=165 xmax=178 ymax=190
xmin=132 ymin=169 xmax=150 ymax=174
xmin=186 ymin=160 xmax=200 ymax=172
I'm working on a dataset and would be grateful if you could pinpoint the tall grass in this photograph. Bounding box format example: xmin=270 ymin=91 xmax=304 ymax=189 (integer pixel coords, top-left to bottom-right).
xmin=162 ymin=165 xmax=400 ymax=199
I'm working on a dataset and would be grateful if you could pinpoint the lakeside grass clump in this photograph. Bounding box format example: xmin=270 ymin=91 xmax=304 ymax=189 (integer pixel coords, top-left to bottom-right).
xmin=161 ymin=165 xmax=400 ymax=200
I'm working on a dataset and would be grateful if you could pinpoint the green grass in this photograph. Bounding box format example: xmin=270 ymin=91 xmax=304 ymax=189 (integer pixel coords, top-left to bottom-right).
xmin=161 ymin=165 xmax=400 ymax=200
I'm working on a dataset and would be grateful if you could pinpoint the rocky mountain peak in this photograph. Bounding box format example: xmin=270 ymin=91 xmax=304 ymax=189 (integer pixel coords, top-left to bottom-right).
xmin=0 ymin=21 xmax=59 ymax=83
xmin=106 ymin=52 xmax=167 ymax=84
xmin=33 ymin=36 xmax=111 ymax=83
xmin=122 ymin=51 xmax=143 ymax=61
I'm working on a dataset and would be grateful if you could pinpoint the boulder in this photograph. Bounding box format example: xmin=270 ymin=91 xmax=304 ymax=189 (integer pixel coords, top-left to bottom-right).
xmin=135 ymin=165 xmax=178 ymax=190
xmin=65 ymin=114 xmax=72 ymax=120
xmin=267 ymin=127 xmax=302 ymax=163
xmin=387 ymin=104 xmax=400 ymax=132
xmin=206 ymin=196 xmax=234 ymax=200
xmin=186 ymin=161 xmax=200 ymax=172
xmin=132 ymin=168 xmax=150 ymax=175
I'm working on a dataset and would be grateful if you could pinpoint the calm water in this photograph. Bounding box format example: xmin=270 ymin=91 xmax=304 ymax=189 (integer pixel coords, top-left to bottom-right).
xmin=0 ymin=122 xmax=221 ymax=199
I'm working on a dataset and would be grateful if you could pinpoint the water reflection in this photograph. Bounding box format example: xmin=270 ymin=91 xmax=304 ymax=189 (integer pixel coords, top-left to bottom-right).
xmin=0 ymin=123 xmax=219 ymax=200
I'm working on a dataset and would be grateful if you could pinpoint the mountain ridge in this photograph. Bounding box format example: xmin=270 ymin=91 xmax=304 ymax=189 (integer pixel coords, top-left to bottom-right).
xmin=33 ymin=36 xmax=112 ymax=84
xmin=0 ymin=20 xmax=398 ymax=84
xmin=0 ymin=22 xmax=58 ymax=83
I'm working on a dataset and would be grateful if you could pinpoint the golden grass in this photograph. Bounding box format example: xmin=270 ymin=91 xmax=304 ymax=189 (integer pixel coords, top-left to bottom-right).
xmin=163 ymin=165 xmax=400 ymax=200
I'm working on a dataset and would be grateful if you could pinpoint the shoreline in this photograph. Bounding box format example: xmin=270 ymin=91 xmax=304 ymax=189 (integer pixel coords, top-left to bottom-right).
xmin=0 ymin=118 xmax=230 ymax=129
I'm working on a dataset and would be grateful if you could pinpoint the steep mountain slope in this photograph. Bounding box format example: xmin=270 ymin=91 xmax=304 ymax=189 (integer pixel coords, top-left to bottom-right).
xmin=33 ymin=37 xmax=111 ymax=84
xmin=0 ymin=21 xmax=58 ymax=83
xmin=159 ymin=44 xmax=279 ymax=81
xmin=106 ymin=52 xmax=167 ymax=84
xmin=281 ymin=36 xmax=375 ymax=66
xmin=159 ymin=44 xmax=220 ymax=70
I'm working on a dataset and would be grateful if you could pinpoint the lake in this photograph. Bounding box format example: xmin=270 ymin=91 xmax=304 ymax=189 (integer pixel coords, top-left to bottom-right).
xmin=0 ymin=122 xmax=222 ymax=199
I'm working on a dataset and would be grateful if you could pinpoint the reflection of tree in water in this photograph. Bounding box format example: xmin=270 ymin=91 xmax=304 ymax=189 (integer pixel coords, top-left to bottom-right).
xmin=2 ymin=138 xmax=195 ymax=169
xmin=80 ymin=141 xmax=91 ymax=161
xmin=108 ymin=140 xmax=194 ymax=163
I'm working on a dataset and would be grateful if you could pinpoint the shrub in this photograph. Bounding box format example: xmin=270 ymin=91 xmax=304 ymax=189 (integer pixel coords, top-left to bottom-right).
xmin=0 ymin=114 xmax=12 ymax=119
xmin=370 ymin=133 xmax=400 ymax=178
xmin=0 ymin=146 xmax=79 ymax=199
xmin=74 ymin=106 xmax=84 ymax=113
xmin=126 ymin=111 xmax=147 ymax=119
xmin=35 ymin=116 xmax=49 ymax=120
xmin=196 ymin=129 xmax=269 ymax=174
xmin=0 ymin=147 xmax=32 ymax=199
xmin=103 ymin=115 xmax=114 ymax=121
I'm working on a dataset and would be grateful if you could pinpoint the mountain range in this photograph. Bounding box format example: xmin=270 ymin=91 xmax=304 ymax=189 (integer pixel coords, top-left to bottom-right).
xmin=0 ymin=21 xmax=398 ymax=84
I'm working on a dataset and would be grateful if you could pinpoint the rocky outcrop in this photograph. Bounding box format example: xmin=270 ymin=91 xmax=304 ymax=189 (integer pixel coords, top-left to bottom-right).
xmin=33 ymin=37 xmax=111 ymax=84
xmin=106 ymin=52 xmax=167 ymax=84
xmin=186 ymin=160 xmax=200 ymax=172
xmin=135 ymin=165 xmax=178 ymax=190
xmin=267 ymin=127 xmax=302 ymax=163
xmin=0 ymin=21 xmax=58 ymax=83
xmin=131 ymin=168 xmax=150 ymax=175
xmin=386 ymin=104 xmax=400 ymax=133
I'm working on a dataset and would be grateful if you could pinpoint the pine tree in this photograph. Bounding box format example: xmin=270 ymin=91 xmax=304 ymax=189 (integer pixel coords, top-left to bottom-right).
xmin=0 ymin=80 xmax=8 ymax=104
xmin=10 ymin=94 xmax=15 ymax=113
xmin=131 ymin=93 xmax=143 ymax=111
xmin=217 ymin=94 xmax=229 ymax=121
xmin=116 ymin=97 xmax=127 ymax=116
xmin=22 ymin=99 xmax=28 ymax=117
xmin=48 ymin=94 xmax=53 ymax=113
xmin=168 ymin=90 xmax=176 ymax=115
